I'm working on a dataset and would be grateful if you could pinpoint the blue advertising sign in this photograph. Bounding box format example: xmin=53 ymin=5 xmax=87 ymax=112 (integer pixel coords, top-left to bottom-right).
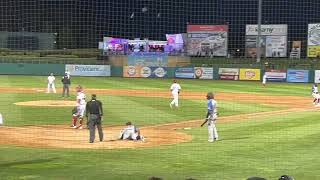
xmin=128 ymin=52 xmax=168 ymax=67
xmin=175 ymin=67 xmax=195 ymax=79
xmin=286 ymin=69 xmax=309 ymax=83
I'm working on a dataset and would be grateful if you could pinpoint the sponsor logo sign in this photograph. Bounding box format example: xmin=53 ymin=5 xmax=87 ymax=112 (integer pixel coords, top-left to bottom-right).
xmin=314 ymin=70 xmax=320 ymax=83
xmin=287 ymin=69 xmax=309 ymax=83
xmin=187 ymin=25 xmax=228 ymax=57
xmin=123 ymin=66 xmax=168 ymax=78
xmin=65 ymin=64 xmax=111 ymax=76
xmin=175 ymin=67 xmax=195 ymax=79
xmin=239 ymin=69 xmax=261 ymax=81
xmin=218 ymin=68 xmax=239 ymax=80
xmin=194 ymin=67 xmax=213 ymax=79
xmin=265 ymin=69 xmax=287 ymax=82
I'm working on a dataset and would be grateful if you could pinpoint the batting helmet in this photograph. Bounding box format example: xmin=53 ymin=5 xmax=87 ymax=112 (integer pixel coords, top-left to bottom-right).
xmin=206 ymin=92 xmax=214 ymax=99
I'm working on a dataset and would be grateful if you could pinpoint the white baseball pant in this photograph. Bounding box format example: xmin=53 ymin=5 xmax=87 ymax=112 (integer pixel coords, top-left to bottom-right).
xmin=208 ymin=114 xmax=218 ymax=142
xmin=47 ymin=83 xmax=56 ymax=93
xmin=170 ymin=93 xmax=179 ymax=107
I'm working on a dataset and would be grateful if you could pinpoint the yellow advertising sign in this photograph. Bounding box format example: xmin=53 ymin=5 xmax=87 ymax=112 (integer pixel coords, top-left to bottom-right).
xmin=308 ymin=46 xmax=320 ymax=57
xmin=239 ymin=69 xmax=261 ymax=81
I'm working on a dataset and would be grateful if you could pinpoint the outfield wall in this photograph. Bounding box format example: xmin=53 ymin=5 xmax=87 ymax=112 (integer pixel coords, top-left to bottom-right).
xmin=0 ymin=63 xmax=65 ymax=76
xmin=0 ymin=63 xmax=318 ymax=83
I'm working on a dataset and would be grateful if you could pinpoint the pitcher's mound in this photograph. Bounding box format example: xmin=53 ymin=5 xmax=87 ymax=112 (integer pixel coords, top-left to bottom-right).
xmin=15 ymin=100 xmax=75 ymax=107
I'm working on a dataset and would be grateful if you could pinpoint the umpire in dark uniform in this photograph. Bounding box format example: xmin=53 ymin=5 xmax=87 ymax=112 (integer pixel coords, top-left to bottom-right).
xmin=85 ymin=94 xmax=104 ymax=143
xmin=61 ymin=73 xmax=71 ymax=97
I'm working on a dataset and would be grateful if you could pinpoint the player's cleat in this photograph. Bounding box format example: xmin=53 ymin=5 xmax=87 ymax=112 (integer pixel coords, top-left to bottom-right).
xmin=72 ymin=125 xmax=77 ymax=129
xmin=78 ymin=126 xmax=83 ymax=129
xmin=208 ymin=139 xmax=214 ymax=142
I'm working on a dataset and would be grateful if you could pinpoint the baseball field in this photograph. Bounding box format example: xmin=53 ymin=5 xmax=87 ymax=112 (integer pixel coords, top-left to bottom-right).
xmin=0 ymin=75 xmax=319 ymax=180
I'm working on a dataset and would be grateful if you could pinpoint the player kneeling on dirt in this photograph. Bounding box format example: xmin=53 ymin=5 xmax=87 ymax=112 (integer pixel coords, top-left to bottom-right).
xmin=119 ymin=122 xmax=144 ymax=141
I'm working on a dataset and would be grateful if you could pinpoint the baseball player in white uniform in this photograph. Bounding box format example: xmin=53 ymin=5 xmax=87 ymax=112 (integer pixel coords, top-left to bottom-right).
xmin=312 ymin=84 xmax=320 ymax=105
xmin=119 ymin=122 xmax=144 ymax=141
xmin=201 ymin=92 xmax=218 ymax=142
xmin=74 ymin=85 xmax=86 ymax=129
xmin=170 ymin=79 xmax=181 ymax=108
xmin=262 ymin=73 xmax=267 ymax=87
xmin=0 ymin=113 xmax=3 ymax=125
xmin=47 ymin=73 xmax=56 ymax=93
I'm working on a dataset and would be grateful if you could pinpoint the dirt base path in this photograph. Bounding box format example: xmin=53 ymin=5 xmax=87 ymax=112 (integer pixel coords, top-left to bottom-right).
xmin=0 ymin=87 xmax=316 ymax=149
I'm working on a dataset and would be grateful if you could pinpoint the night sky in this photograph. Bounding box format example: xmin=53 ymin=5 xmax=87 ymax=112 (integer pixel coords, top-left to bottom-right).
xmin=1 ymin=0 xmax=320 ymax=55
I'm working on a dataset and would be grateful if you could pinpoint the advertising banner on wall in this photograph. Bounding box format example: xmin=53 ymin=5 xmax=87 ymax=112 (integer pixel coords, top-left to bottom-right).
xmin=165 ymin=34 xmax=184 ymax=53
xmin=287 ymin=69 xmax=309 ymax=83
xmin=290 ymin=41 xmax=301 ymax=58
xmin=308 ymin=24 xmax=320 ymax=57
xmin=265 ymin=69 xmax=287 ymax=82
xmin=187 ymin=25 xmax=228 ymax=57
xmin=246 ymin=24 xmax=288 ymax=36
xmin=194 ymin=67 xmax=213 ymax=79
xmin=314 ymin=70 xmax=320 ymax=83
xmin=265 ymin=36 xmax=287 ymax=57
xmin=152 ymin=67 xmax=168 ymax=78
xmin=175 ymin=67 xmax=195 ymax=79
xmin=128 ymin=52 xmax=168 ymax=67
xmin=123 ymin=66 xmax=142 ymax=78
xmin=65 ymin=64 xmax=111 ymax=77
xmin=239 ymin=69 xmax=261 ymax=81
xmin=245 ymin=24 xmax=287 ymax=58
xmin=140 ymin=67 xmax=168 ymax=78
xmin=218 ymin=68 xmax=239 ymax=80
xmin=123 ymin=66 xmax=168 ymax=78
xmin=245 ymin=36 xmax=266 ymax=58
xmin=307 ymin=46 xmax=320 ymax=57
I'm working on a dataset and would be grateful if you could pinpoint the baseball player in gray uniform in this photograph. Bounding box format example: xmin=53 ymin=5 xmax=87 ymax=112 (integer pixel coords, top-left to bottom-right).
xmin=201 ymin=92 xmax=218 ymax=142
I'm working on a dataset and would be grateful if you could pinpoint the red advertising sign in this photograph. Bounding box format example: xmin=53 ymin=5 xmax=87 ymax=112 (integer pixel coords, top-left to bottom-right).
xmin=187 ymin=25 xmax=228 ymax=32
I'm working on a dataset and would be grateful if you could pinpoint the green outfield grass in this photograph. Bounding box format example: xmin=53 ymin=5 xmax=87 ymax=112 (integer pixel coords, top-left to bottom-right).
xmin=0 ymin=75 xmax=313 ymax=96
xmin=0 ymin=76 xmax=318 ymax=180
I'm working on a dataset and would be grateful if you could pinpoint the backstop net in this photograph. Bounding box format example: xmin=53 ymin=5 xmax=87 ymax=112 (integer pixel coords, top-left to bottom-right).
xmin=0 ymin=0 xmax=320 ymax=58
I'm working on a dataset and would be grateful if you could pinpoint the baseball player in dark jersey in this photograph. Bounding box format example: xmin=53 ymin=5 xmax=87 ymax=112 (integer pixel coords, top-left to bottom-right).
xmin=61 ymin=73 xmax=71 ymax=97
xmin=86 ymin=94 xmax=103 ymax=143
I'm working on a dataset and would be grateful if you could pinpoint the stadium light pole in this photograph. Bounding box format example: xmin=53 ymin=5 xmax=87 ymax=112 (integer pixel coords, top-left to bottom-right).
xmin=256 ymin=0 xmax=262 ymax=63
